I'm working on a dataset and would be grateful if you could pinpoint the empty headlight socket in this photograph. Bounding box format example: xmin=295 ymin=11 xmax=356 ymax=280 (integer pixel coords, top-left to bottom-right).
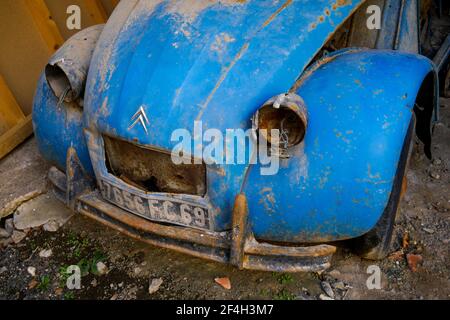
xmin=252 ymin=93 xmax=308 ymax=159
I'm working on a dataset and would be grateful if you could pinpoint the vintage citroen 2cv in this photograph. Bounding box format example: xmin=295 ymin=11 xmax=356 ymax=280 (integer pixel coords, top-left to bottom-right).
xmin=32 ymin=0 xmax=441 ymax=272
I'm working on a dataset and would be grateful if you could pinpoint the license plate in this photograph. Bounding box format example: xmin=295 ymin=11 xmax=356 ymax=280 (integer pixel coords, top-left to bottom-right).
xmin=100 ymin=180 xmax=211 ymax=230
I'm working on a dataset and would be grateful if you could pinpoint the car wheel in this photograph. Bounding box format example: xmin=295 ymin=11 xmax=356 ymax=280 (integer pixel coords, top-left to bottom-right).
xmin=350 ymin=118 xmax=415 ymax=260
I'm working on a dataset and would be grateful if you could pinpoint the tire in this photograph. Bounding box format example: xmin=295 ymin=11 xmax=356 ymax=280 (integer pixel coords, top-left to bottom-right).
xmin=350 ymin=118 xmax=415 ymax=260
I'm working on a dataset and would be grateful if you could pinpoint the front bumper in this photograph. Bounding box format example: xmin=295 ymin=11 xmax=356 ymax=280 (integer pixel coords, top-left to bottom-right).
xmin=50 ymin=149 xmax=336 ymax=273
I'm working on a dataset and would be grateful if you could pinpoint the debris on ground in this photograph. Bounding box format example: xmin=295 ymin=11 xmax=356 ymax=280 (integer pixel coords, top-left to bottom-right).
xmin=214 ymin=277 xmax=231 ymax=290
xmin=38 ymin=249 xmax=53 ymax=258
xmin=5 ymin=219 xmax=14 ymax=235
xmin=28 ymin=279 xmax=39 ymax=290
xmin=402 ymin=232 xmax=410 ymax=249
xmin=11 ymin=230 xmax=26 ymax=244
xmin=319 ymin=293 xmax=334 ymax=300
xmin=406 ymin=254 xmax=423 ymax=272
xmin=148 ymin=278 xmax=163 ymax=295
xmin=27 ymin=266 xmax=36 ymax=277
xmin=96 ymin=262 xmax=108 ymax=275
xmin=0 ymin=190 xmax=45 ymax=219
xmin=0 ymin=228 xmax=10 ymax=238
xmin=321 ymin=281 xmax=335 ymax=299
xmin=13 ymin=195 xmax=73 ymax=231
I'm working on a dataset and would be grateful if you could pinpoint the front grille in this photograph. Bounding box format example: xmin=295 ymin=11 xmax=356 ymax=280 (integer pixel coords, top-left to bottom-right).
xmin=103 ymin=136 xmax=206 ymax=196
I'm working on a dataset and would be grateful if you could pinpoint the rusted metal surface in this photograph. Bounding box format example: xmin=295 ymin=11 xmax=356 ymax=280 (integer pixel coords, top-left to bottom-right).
xmin=75 ymin=189 xmax=335 ymax=272
xmin=104 ymin=135 xmax=206 ymax=196
xmin=49 ymin=162 xmax=336 ymax=272
xmin=252 ymin=93 xmax=308 ymax=153
xmin=230 ymin=194 xmax=248 ymax=269
xmin=46 ymin=25 xmax=104 ymax=103
xmin=244 ymin=236 xmax=336 ymax=258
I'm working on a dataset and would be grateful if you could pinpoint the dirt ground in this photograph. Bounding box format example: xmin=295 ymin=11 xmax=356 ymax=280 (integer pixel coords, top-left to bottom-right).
xmin=0 ymin=98 xmax=449 ymax=300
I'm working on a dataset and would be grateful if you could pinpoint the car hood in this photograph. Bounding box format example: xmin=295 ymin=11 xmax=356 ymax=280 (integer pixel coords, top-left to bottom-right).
xmin=85 ymin=0 xmax=364 ymax=149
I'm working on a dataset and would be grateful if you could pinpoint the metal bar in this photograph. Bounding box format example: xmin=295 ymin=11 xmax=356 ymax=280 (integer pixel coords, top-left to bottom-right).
xmin=433 ymin=34 xmax=450 ymax=72
xmin=77 ymin=192 xmax=231 ymax=249
xmin=230 ymin=194 xmax=249 ymax=269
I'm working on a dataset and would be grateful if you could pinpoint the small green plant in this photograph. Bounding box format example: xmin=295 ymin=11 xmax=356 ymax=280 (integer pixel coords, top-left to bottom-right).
xmin=259 ymin=289 xmax=271 ymax=297
xmin=37 ymin=275 xmax=51 ymax=291
xmin=274 ymin=289 xmax=296 ymax=300
xmin=77 ymin=249 xmax=108 ymax=276
xmin=277 ymin=274 xmax=293 ymax=285
xmin=67 ymin=233 xmax=91 ymax=259
xmin=58 ymin=265 xmax=71 ymax=287
xmin=63 ymin=291 xmax=75 ymax=300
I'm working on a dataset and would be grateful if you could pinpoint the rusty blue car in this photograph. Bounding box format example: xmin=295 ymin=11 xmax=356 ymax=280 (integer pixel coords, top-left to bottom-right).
xmin=32 ymin=0 xmax=445 ymax=272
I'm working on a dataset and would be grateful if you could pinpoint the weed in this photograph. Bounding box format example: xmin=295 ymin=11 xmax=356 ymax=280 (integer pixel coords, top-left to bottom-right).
xmin=37 ymin=275 xmax=51 ymax=291
xmin=277 ymin=274 xmax=293 ymax=285
xmin=63 ymin=291 xmax=75 ymax=300
xmin=274 ymin=289 xmax=296 ymax=300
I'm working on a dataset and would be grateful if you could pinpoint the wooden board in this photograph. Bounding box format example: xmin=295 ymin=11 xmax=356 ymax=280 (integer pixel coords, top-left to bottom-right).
xmin=0 ymin=75 xmax=25 ymax=135
xmin=0 ymin=115 xmax=33 ymax=160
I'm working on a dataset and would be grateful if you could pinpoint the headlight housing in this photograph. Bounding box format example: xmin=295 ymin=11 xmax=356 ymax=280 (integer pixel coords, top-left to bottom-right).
xmin=252 ymin=93 xmax=308 ymax=158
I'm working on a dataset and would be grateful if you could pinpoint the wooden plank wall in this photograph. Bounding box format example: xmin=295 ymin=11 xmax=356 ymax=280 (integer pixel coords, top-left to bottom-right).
xmin=0 ymin=0 xmax=119 ymax=159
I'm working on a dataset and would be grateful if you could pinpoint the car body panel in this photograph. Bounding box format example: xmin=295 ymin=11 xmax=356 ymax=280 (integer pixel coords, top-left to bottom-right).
xmin=244 ymin=49 xmax=435 ymax=242
xmin=32 ymin=0 xmax=437 ymax=248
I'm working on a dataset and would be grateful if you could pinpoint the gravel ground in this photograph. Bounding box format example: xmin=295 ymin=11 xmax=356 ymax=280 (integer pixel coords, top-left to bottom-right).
xmin=0 ymin=98 xmax=449 ymax=300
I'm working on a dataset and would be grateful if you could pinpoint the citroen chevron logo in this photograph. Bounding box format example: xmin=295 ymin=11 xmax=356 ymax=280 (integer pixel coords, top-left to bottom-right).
xmin=128 ymin=106 xmax=150 ymax=134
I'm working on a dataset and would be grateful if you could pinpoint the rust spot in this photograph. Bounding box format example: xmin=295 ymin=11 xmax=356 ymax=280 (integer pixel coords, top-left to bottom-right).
xmin=325 ymin=9 xmax=331 ymax=16
xmin=400 ymin=174 xmax=408 ymax=199
xmin=260 ymin=0 xmax=293 ymax=29
xmin=318 ymin=15 xmax=325 ymax=22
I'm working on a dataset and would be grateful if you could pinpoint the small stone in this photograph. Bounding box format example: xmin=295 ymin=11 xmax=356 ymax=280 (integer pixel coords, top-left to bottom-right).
xmin=0 ymin=238 xmax=13 ymax=248
xmin=27 ymin=266 xmax=36 ymax=277
xmin=96 ymin=262 xmax=108 ymax=275
xmin=423 ymin=228 xmax=435 ymax=234
xmin=214 ymin=277 xmax=231 ymax=290
xmin=433 ymin=159 xmax=442 ymax=165
xmin=319 ymin=294 xmax=334 ymax=300
xmin=28 ymin=279 xmax=39 ymax=289
xmin=406 ymin=254 xmax=423 ymax=272
xmin=333 ymin=281 xmax=346 ymax=291
xmin=110 ymin=294 xmax=118 ymax=300
xmin=134 ymin=267 xmax=142 ymax=275
xmin=321 ymin=281 xmax=335 ymax=299
xmin=148 ymin=278 xmax=163 ymax=295
xmin=39 ymin=249 xmax=53 ymax=258
xmin=389 ymin=250 xmax=404 ymax=261
xmin=0 ymin=266 xmax=7 ymax=274
xmin=402 ymin=232 xmax=409 ymax=249
xmin=430 ymin=172 xmax=440 ymax=180
xmin=11 ymin=230 xmax=26 ymax=244
xmin=43 ymin=220 xmax=60 ymax=232
xmin=91 ymin=279 xmax=98 ymax=287
xmin=5 ymin=219 xmax=14 ymax=234
xmin=0 ymin=228 xmax=10 ymax=238
xmin=54 ymin=288 xmax=63 ymax=296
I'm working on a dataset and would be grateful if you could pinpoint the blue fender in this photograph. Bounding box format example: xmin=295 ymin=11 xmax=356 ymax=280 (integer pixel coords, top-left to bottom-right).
xmin=33 ymin=26 xmax=103 ymax=177
xmin=32 ymin=74 xmax=94 ymax=176
xmin=243 ymin=49 xmax=437 ymax=243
